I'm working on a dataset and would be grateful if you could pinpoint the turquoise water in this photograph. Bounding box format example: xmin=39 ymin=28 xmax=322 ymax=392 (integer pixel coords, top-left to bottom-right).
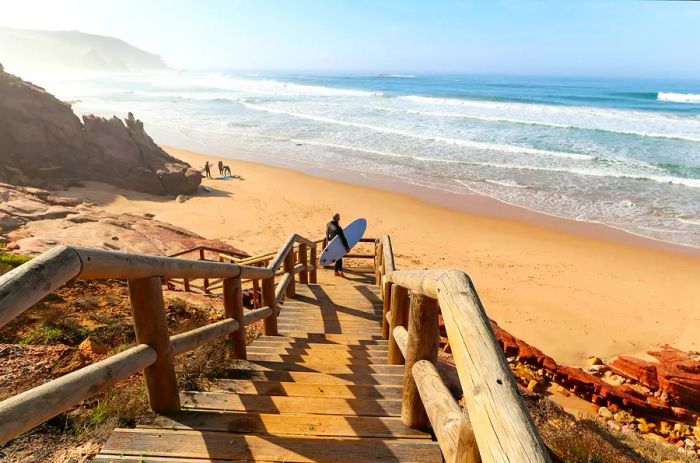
xmin=34 ymin=71 xmax=700 ymax=248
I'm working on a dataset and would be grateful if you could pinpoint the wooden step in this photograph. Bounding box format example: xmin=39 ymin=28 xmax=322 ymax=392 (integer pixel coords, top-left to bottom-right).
xmin=279 ymin=328 xmax=382 ymax=338
xmin=210 ymin=369 xmax=404 ymax=385
xmin=203 ymin=379 xmax=402 ymax=399
xmin=140 ymin=410 xmax=428 ymax=439
xmin=251 ymin=340 xmax=388 ymax=351
xmin=246 ymin=346 xmax=388 ymax=358
xmin=236 ymin=360 xmax=402 ymax=375
xmin=245 ymin=353 xmax=384 ymax=365
xmin=256 ymin=335 xmax=388 ymax=344
xmin=181 ymin=391 xmax=401 ymax=416
xmin=98 ymin=429 xmax=441 ymax=462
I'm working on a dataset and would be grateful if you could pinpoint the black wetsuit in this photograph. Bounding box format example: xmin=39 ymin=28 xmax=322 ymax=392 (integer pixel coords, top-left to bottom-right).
xmin=326 ymin=220 xmax=350 ymax=271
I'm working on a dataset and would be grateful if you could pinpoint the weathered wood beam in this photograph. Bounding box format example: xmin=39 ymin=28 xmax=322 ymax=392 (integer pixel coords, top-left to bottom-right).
xmin=170 ymin=319 xmax=240 ymax=356
xmin=128 ymin=276 xmax=180 ymax=413
xmin=413 ymin=360 xmax=480 ymax=463
xmin=0 ymin=344 xmax=155 ymax=445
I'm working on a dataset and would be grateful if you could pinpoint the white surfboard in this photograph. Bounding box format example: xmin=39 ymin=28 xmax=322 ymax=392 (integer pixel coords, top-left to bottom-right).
xmin=319 ymin=218 xmax=367 ymax=266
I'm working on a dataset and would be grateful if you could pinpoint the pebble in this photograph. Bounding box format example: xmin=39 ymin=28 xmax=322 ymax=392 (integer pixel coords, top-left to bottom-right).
xmin=598 ymin=406 xmax=613 ymax=419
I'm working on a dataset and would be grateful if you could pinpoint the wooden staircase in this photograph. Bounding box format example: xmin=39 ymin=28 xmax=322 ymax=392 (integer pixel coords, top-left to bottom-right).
xmin=93 ymin=267 xmax=443 ymax=462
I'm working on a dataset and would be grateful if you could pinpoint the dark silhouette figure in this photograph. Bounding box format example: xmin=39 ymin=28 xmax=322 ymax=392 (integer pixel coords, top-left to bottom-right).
xmin=217 ymin=160 xmax=224 ymax=176
xmin=223 ymin=165 xmax=232 ymax=176
xmin=326 ymin=212 xmax=350 ymax=277
xmin=204 ymin=161 xmax=212 ymax=179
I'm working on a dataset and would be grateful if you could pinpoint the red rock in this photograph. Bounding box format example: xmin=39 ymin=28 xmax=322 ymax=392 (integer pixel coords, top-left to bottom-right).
xmin=610 ymin=356 xmax=660 ymax=390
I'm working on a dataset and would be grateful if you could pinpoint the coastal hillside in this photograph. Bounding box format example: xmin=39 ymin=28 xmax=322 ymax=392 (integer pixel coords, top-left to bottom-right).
xmin=0 ymin=65 xmax=201 ymax=196
xmin=0 ymin=27 xmax=167 ymax=72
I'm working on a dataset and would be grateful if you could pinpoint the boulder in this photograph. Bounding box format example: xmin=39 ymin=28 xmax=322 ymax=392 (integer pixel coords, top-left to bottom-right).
xmin=0 ymin=68 xmax=201 ymax=195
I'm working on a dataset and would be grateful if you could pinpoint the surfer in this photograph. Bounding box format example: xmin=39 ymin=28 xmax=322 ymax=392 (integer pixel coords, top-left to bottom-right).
xmin=204 ymin=161 xmax=212 ymax=179
xmin=326 ymin=213 xmax=350 ymax=277
xmin=217 ymin=160 xmax=224 ymax=176
xmin=223 ymin=165 xmax=232 ymax=176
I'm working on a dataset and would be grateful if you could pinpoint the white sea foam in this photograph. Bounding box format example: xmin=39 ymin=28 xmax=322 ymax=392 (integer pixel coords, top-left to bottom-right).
xmin=373 ymin=106 xmax=700 ymax=143
xmin=484 ymin=178 xmax=529 ymax=188
xmin=398 ymin=95 xmax=700 ymax=141
xmin=241 ymin=102 xmax=593 ymax=160
xmin=657 ymin=92 xmax=700 ymax=104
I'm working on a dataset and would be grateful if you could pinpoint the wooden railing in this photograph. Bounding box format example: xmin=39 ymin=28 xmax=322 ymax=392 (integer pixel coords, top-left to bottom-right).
xmin=0 ymin=234 xmax=318 ymax=445
xmin=165 ymin=245 xmax=248 ymax=294
xmin=375 ymin=235 xmax=550 ymax=463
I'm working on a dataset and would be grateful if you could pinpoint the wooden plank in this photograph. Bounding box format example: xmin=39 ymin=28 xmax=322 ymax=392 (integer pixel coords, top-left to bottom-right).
xmin=181 ymin=391 xmax=402 ymax=416
xmin=128 ymin=276 xmax=180 ymax=412
xmin=208 ymin=369 xmax=404 ymax=386
xmin=231 ymin=360 xmax=403 ymax=375
xmin=249 ymin=340 xmax=388 ymax=352
xmin=99 ymin=428 xmax=442 ymax=462
xmin=278 ymin=331 xmax=386 ymax=342
xmin=245 ymin=353 xmax=383 ymax=365
xmin=202 ymin=379 xmax=402 ymax=399
xmin=246 ymin=346 xmax=388 ymax=358
xmin=140 ymin=410 xmax=430 ymax=439
xmin=254 ymin=334 xmax=388 ymax=344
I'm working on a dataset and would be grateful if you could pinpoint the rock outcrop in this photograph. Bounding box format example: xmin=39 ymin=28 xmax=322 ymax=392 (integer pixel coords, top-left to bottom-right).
xmin=0 ymin=183 xmax=246 ymax=257
xmin=0 ymin=66 xmax=201 ymax=195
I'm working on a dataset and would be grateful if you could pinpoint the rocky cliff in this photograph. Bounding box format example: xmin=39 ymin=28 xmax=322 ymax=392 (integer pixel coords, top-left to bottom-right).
xmin=0 ymin=65 xmax=201 ymax=195
xmin=0 ymin=27 xmax=167 ymax=72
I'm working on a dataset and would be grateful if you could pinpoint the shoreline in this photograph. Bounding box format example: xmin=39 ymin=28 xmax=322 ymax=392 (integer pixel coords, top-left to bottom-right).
xmin=62 ymin=145 xmax=700 ymax=365
xmin=155 ymin=132 xmax=700 ymax=257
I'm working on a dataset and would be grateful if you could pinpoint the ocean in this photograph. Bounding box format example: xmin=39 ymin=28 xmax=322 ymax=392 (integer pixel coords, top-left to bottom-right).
xmin=33 ymin=70 xmax=700 ymax=249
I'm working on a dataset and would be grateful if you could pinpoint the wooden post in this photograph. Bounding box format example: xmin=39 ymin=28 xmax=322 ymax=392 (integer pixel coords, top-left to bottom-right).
xmin=223 ymin=277 xmax=246 ymax=359
xmin=299 ymin=243 xmax=309 ymax=284
xmin=252 ymin=279 xmax=261 ymax=309
xmin=387 ymin=285 xmax=409 ymax=364
xmin=128 ymin=277 xmax=180 ymax=412
xmin=381 ymin=280 xmax=393 ymax=340
xmin=375 ymin=240 xmax=384 ymax=286
xmin=199 ymin=248 xmax=210 ymax=294
xmin=309 ymin=245 xmax=318 ymax=284
xmin=261 ymin=277 xmax=278 ymax=335
xmin=402 ymin=292 xmax=439 ymax=430
xmin=183 ymin=278 xmax=190 ymax=292
xmin=283 ymin=250 xmax=295 ymax=297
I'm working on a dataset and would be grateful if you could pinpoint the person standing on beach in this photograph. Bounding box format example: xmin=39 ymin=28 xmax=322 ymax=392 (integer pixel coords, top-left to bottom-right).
xmin=326 ymin=212 xmax=350 ymax=277
xmin=204 ymin=161 xmax=212 ymax=179
xmin=217 ymin=160 xmax=224 ymax=176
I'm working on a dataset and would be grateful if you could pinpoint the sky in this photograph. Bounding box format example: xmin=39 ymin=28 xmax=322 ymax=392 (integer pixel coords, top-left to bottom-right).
xmin=1 ymin=0 xmax=699 ymax=78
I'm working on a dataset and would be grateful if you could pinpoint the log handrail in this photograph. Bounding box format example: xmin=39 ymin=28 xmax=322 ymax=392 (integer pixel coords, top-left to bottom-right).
xmin=0 ymin=231 xmax=319 ymax=445
xmin=379 ymin=235 xmax=549 ymax=463
xmin=168 ymin=245 xmax=248 ymax=259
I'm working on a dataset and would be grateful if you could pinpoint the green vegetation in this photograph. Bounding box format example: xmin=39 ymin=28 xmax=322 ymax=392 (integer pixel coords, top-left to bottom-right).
xmin=0 ymin=248 xmax=31 ymax=275
xmin=17 ymin=320 xmax=91 ymax=346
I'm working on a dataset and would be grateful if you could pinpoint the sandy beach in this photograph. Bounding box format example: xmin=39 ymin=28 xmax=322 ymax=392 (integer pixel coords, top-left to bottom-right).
xmin=64 ymin=146 xmax=700 ymax=366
